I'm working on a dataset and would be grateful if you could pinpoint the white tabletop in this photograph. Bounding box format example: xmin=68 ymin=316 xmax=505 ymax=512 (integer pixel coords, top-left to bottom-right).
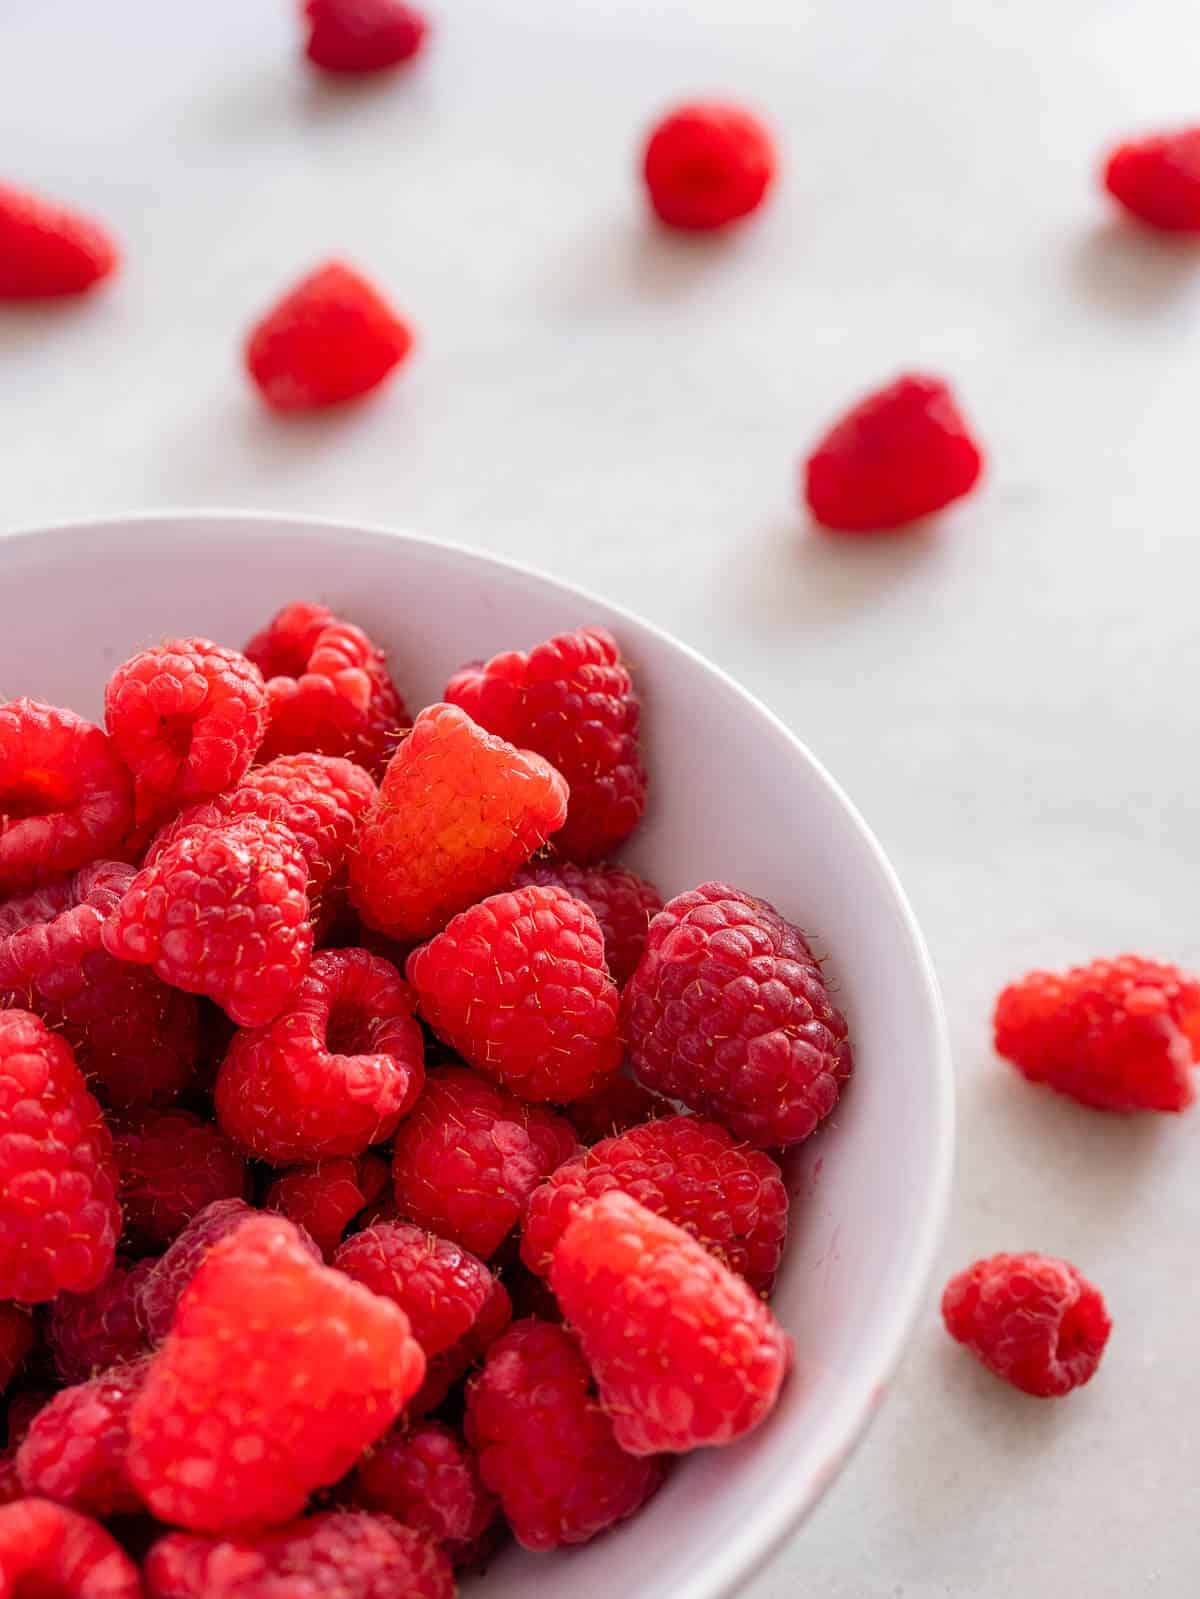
xmin=3 ymin=2 xmax=1198 ymax=1593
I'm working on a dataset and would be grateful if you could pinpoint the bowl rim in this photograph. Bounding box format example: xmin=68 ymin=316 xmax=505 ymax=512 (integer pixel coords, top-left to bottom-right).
xmin=0 ymin=508 xmax=955 ymax=1598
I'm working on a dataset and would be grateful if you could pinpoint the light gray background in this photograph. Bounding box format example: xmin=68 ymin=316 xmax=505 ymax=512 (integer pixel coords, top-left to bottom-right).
xmin=2 ymin=2 xmax=1197 ymax=1594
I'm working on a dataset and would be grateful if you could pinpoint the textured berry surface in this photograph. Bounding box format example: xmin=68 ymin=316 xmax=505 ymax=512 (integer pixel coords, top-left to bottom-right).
xmin=642 ymin=102 xmax=776 ymax=231
xmin=512 ymin=860 xmax=663 ymax=985
xmin=0 ymin=700 xmax=133 ymax=898
xmin=0 ymin=1009 xmax=120 ymax=1302
xmin=994 ymin=955 xmax=1200 ymax=1113
xmin=0 ymin=1457 xmax=20 ymax=1508
xmin=561 ymin=1072 xmax=672 ymax=1145
xmin=446 ymin=626 xmax=645 ymax=863
xmin=404 ymin=1270 xmax=514 ymax=1420
xmin=350 ymin=703 xmax=568 ymax=941
xmin=623 ymin=881 xmax=851 ymax=1146
xmin=17 ymin=1359 xmax=148 ymax=1516
xmin=465 ymin=1317 xmax=662 ymax=1550
xmin=0 ymin=1310 xmax=32 ymax=1398
xmin=942 ymin=1252 xmax=1112 ymax=1397
xmin=304 ymin=0 xmax=429 ymax=73
xmin=0 ymin=182 xmax=119 ymax=298
xmin=47 ymin=1258 xmax=152 ymax=1384
xmin=350 ymin=1420 xmax=495 ymax=1552
xmin=551 ymin=1192 xmax=791 ymax=1454
xmin=804 ymin=373 xmax=984 ymax=533
xmin=133 ymin=1199 xmax=265 ymax=1343
xmin=245 ymin=261 xmax=414 ymax=413
xmin=265 ymin=1157 xmax=376 ymax=1258
xmin=1104 ymin=128 xmax=1200 ymax=231
xmin=408 ymin=885 xmax=622 ymax=1102
xmin=391 ymin=1068 xmax=579 ymax=1258
xmin=0 ymin=1499 xmax=141 ymax=1598
xmin=128 ymin=1214 xmax=425 ymax=1530
xmin=102 ymin=816 xmax=313 ymax=1027
xmin=113 ymin=1110 xmax=248 ymax=1250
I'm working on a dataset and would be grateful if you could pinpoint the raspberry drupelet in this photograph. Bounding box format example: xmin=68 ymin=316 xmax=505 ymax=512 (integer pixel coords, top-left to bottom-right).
xmin=0 ymin=182 xmax=120 ymax=298
xmin=112 ymin=1110 xmax=249 ymax=1251
xmin=47 ymin=1257 xmax=152 ymax=1383
xmin=641 ymin=102 xmax=777 ymax=232
xmin=349 ymin=1419 xmax=496 ymax=1555
xmin=512 ymin=859 xmax=664 ymax=985
xmin=0 ymin=1499 xmax=142 ymax=1599
xmin=1103 ymin=127 xmax=1200 ymax=232
xmin=303 ymin=0 xmax=430 ymax=75
xmin=16 ymin=1358 xmax=149 ymax=1516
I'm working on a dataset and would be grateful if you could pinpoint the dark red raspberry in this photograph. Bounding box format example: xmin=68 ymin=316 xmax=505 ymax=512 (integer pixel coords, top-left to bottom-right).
xmin=134 ymin=1199 xmax=277 ymax=1343
xmin=465 ymin=1317 xmax=662 ymax=1550
xmin=942 ymin=1252 xmax=1112 ymax=1397
xmin=511 ymin=860 xmax=663 ymax=985
xmin=641 ymin=102 xmax=776 ymax=231
xmin=0 ymin=1499 xmax=141 ymax=1598
xmin=0 ymin=1010 xmax=120 ymax=1302
xmin=102 ymin=816 xmax=313 ymax=1027
xmin=391 ymin=1068 xmax=579 ymax=1258
xmin=560 ymin=1072 xmax=672 ymax=1145
xmin=47 ymin=1258 xmax=152 ymax=1384
xmin=408 ymin=885 xmax=622 ymax=1103
xmin=551 ymin=1191 xmax=791 ymax=1454
xmin=0 ymin=182 xmax=120 ymax=298
xmin=350 ymin=1420 xmax=495 ymax=1554
xmin=265 ymin=1157 xmax=376 ymax=1258
xmin=0 ymin=1456 xmax=20 ymax=1507
xmin=0 ymin=700 xmax=133 ymax=898
xmin=1104 ymin=127 xmax=1200 ymax=232
xmin=623 ymin=881 xmax=851 ymax=1147
xmin=803 ymin=372 xmax=984 ymax=534
xmin=994 ymin=955 xmax=1200 ymax=1113
xmin=5 ymin=1392 xmax=51 ymax=1449
xmin=304 ymin=0 xmax=429 ymax=74
xmin=0 ymin=1310 xmax=33 ymax=1398
xmin=17 ymin=1358 xmax=148 ymax=1516
xmin=445 ymin=626 xmax=645 ymax=863
xmin=113 ymin=1110 xmax=249 ymax=1250
xmin=245 ymin=261 xmax=415 ymax=414
xmin=354 ymin=1151 xmax=390 ymax=1207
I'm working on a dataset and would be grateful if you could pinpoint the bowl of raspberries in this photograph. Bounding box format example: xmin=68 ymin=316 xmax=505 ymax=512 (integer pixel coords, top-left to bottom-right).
xmin=0 ymin=511 xmax=951 ymax=1599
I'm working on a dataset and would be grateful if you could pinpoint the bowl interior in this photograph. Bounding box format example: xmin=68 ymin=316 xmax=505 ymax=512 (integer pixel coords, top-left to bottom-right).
xmin=0 ymin=514 xmax=952 ymax=1599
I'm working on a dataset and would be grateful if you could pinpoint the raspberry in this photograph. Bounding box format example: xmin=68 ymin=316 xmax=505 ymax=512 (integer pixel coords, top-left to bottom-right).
xmin=0 ymin=1311 xmax=32 ymax=1398
xmin=102 ymin=816 xmax=313 ymax=1027
xmin=0 ymin=860 xmax=199 ymax=1111
xmin=128 ymin=1214 xmax=425 ymax=1530
xmin=406 ymin=1268 xmax=513 ymax=1419
xmin=803 ymin=373 xmax=984 ymax=534
xmin=445 ymin=626 xmax=645 ymax=863
xmin=560 ymin=1073 xmax=671 ymax=1145
xmin=407 ymin=885 xmax=622 ymax=1103
xmin=0 ymin=1010 xmax=120 ymax=1302
xmin=17 ymin=1358 xmax=148 ymax=1516
xmin=354 ymin=1151 xmax=390 ymax=1207
xmin=0 ymin=182 xmax=119 ymax=298
xmin=641 ymin=102 xmax=776 ymax=232
xmin=464 ymin=1318 xmax=662 ymax=1550
xmin=942 ymin=1252 xmax=1112 ymax=1397
xmin=134 ymin=1199 xmax=280 ymax=1343
xmin=144 ymin=1513 xmax=452 ymax=1599
xmin=350 ymin=1421 xmax=495 ymax=1553
xmin=390 ymin=1067 xmax=579 ymax=1258
xmin=245 ymin=261 xmax=415 ymax=414
xmin=551 ymin=1191 xmax=791 ymax=1454
xmin=47 ymin=1258 xmax=152 ymax=1384
xmin=521 ymin=1114 xmax=787 ymax=1291
xmin=623 ymin=881 xmax=851 ymax=1147
xmin=0 ymin=700 xmax=133 ymax=898
xmin=349 ymin=703 xmax=568 ymax=941
xmin=304 ymin=0 xmax=429 ymax=74
xmin=0 ymin=1458 xmax=19 ymax=1508
xmin=511 ymin=860 xmax=663 ymax=985
xmin=265 ymin=1157 xmax=377 ymax=1258
xmin=0 ymin=1499 xmax=141 ymax=1598
xmin=112 ymin=1110 xmax=248 ymax=1250
xmin=1104 ymin=127 xmax=1200 ymax=232
xmin=994 ymin=955 xmax=1200 ymax=1113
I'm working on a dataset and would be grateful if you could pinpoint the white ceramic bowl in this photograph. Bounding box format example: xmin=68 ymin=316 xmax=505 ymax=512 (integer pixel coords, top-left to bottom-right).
xmin=0 ymin=512 xmax=952 ymax=1599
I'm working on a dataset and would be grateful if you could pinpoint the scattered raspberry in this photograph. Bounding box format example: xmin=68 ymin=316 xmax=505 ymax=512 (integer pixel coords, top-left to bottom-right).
xmin=560 ymin=1072 xmax=672 ymax=1145
xmin=994 ymin=955 xmax=1200 ymax=1113
xmin=17 ymin=1358 xmax=148 ymax=1516
xmin=304 ymin=0 xmax=429 ymax=74
xmin=134 ymin=1199 xmax=288 ymax=1344
xmin=623 ymin=881 xmax=851 ymax=1146
xmin=47 ymin=1258 xmax=153 ymax=1384
xmin=349 ymin=703 xmax=568 ymax=942
xmin=641 ymin=102 xmax=776 ymax=232
xmin=391 ymin=1068 xmax=579 ymax=1258
xmin=803 ymin=373 xmax=984 ymax=534
xmin=112 ymin=1111 xmax=248 ymax=1251
xmin=0 ymin=700 xmax=133 ymax=898
xmin=245 ymin=260 xmax=415 ymax=414
xmin=102 ymin=816 xmax=313 ymax=1027
xmin=465 ymin=1317 xmax=662 ymax=1550
xmin=0 ymin=182 xmax=120 ymax=298
xmin=0 ymin=1310 xmax=32 ymax=1398
xmin=1103 ymin=127 xmax=1200 ymax=232
xmin=512 ymin=860 xmax=663 ymax=985
xmin=942 ymin=1252 xmax=1112 ymax=1397
xmin=0 ymin=1010 xmax=120 ymax=1302
xmin=265 ymin=1158 xmax=374 ymax=1258
xmin=350 ymin=1420 xmax=495 ymax=1554
xmin=445 ymin=626 xmax=645 ymax=863
xmin=551 ymin=1191 xmax=791 ymax=1454
xmin=0 ymin=1499 xmax=141 ymax=1598
xmin=128 ymin=1214 xmax=425 ymax=1530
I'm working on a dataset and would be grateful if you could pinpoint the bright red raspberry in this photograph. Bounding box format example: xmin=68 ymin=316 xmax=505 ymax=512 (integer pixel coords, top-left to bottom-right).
xmin=551 ymin=1191 xmax=791 ymax=1454
xmin=47 ymin=1258 xmax=152 ymax=1384
xmin=0 ymin=182 xmax=119 ymax=298
xmin=129 ymin=1214 xmax=425 ymax=1530
xmin=112 ymin=1110 xmax=248 ymax=1250
xmin=465 ymin=1317 xmax=662 ymax=1551
xmin=350 ymin=1420 xmax=495 ymax=1554
xmin=408 ymin=885 xmax=622 ymax=1103
xmin=512 ymin=860 xmax=663 ymax=985
xmin=0 ymin=700 xmax=133 ymax=898
xmin=17 ymin=1358 xmax=148 ymax=1516
xmin=245 ymin=261 xmax=414 ymax=414
xmin=641 ymin=102 xmax=776 ymax=232
xmin=350 ymin=704 xmax=567 ymax=941
xmin=0 ymin=1010 xmax=120 ymax=1302
xmin=0 ymin=1311 xmax=32 ymax=1398
xmin=445 ymin=626 xmax=645 ymax=863
xmin=803 ymin=372 xmax=984 ymax=534
xmin=1103 ymin=127 xmax=1200 ymax=232
xmin=994 ymin=955 xmax=1200 ymax=1113
xmin=391 ymin=1067 xmax=579 ymax=1258
xmin=144 ymin=1512 xmax=452 ymax=1599
xmin=304 ymin=0 xmax=429 ymax=74
xmin=521 ymin=1114 xmax=787 ymax=1291
xmin=102 ymin=816 xmax=313 ymax=1027
xmin=560 ymin=1072 xmax=672 ymax=1145
xmin=623 ymin=881 xmax=851 ymax=1147
xmin=0 ymin=1499 xmax=141 ymax=1598
xmin=265 ymin=1157 xmax=375 ymax=1258
xmin=942 ymin=1252 xmax=1112 ymax=1398
xmin=134 ymin=1199 xmax=275 ymax=1343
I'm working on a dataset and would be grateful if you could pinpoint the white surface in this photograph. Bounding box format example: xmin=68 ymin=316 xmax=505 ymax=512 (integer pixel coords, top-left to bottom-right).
xmin=1 ymin=3 xmax=1197 ymax=1595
